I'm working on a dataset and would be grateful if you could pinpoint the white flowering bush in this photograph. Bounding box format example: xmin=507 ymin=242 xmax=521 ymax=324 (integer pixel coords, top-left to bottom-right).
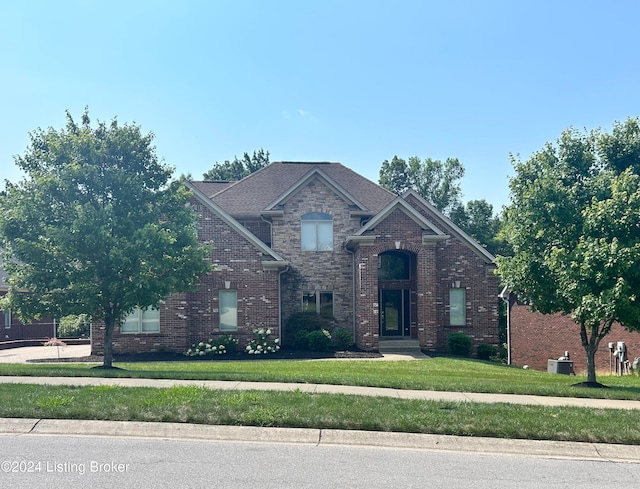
xmin=245 ymin=328 xmax=280 ymax=355
xmin=184 ymin=334 xmax=239 ymax=357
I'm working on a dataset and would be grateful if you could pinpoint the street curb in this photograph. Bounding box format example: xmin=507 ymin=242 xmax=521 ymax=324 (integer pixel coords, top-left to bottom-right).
xmin=1 ymin=418 xmax=639 ymax=463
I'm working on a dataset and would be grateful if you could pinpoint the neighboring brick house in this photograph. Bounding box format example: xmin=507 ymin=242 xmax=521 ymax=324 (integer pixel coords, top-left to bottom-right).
xmin=0 ymin=257 xmax=56 ymax=341
xmin=506 ymin=297 xmax=640 ymax=374
xmin=91 ymin=162 xmax=500 ymax=356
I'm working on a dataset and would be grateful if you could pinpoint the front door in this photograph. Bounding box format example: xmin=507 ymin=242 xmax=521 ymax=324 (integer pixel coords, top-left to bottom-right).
xmin=380 ymin=289 xmax=410 ymax=337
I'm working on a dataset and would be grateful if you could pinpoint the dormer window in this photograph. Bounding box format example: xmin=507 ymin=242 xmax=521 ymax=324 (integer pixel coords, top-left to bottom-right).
xmin=301 ymin=212 xmax=333 ymax=251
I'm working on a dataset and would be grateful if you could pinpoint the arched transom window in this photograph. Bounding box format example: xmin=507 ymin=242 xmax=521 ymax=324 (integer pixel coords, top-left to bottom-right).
xmin=379 ymin=250 xmax=411 ymax=281
xmin=301 ymin=212 xmax=333 ymax=251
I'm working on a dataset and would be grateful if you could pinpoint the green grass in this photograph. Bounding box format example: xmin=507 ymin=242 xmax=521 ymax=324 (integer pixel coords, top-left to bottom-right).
xmin=2 ymin=357 xmax=640 ymax=400
xmin=1 ymin=383 xmax=639 ymax=444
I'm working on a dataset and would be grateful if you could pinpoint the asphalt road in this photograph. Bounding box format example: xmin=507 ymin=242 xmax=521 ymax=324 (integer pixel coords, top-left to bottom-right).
xmin=1 ymin=433 xmax=639 ymax=489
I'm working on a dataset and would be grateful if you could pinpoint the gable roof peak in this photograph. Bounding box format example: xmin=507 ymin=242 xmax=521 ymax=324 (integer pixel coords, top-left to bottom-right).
xmin=279 ymin=161 xmax=335 ymax=165
xmin=401 ymin=190 xmax=496 ymax=263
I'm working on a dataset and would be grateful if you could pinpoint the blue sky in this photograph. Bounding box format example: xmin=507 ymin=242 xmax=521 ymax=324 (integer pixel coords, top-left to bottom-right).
xmin=1 ymin=0 xmax=639 ymax=212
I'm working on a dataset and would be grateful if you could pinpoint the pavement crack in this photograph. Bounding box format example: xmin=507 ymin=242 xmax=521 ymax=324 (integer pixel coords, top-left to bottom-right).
xmin=28 ymin=419 xmax=44 ymax=433
xmin=317 ymin=429 xmax=323 ymax=446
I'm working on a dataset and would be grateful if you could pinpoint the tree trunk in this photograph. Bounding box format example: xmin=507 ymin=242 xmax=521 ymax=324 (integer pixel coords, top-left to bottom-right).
xmin=579 ymin=320 xmax=612 ymax=385
xmin=584 ymin=341 xmax=598 ymax=384
xmin=102 ymin=317 xmax=115 ymax=369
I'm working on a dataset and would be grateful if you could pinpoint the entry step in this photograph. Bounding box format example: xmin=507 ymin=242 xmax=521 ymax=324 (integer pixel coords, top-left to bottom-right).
xmin=378 ymin=339 xmax=422 ymax=353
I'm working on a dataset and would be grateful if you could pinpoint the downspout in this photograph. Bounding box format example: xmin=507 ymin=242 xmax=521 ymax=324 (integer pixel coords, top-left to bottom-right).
xmin=278 ymin=265 xmax=290 ymax=346
xmin=498 ymin=286 xmax=511 ymax=365
xmin=262 ymin=214 xmax=286 ymax=342
xmin=344 ymin=244 xmax=357 ymax=344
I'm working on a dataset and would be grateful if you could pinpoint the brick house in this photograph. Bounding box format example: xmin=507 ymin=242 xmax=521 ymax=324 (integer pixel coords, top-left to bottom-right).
xmin=505 ymin=295 xmax=640 ymax=374
xmin=0 ymin=257 xmax=56 ymax=341
xmin=91 ymin=162 xmax=500 ymax=356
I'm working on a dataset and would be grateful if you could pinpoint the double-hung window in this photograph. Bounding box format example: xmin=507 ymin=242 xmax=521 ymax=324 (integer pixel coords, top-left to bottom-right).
xmin=301 ymin=213 xmax=333 ymax=251
xmin=3 ymin=309 xmax=10 ymax=329
xmin=121 ymin=307 xmax=160 ymax=333
xmin=303 ymin=291 xmax=334 ymax=317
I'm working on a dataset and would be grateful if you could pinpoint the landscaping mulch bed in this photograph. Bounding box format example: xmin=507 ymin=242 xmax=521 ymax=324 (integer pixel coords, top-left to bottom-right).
xmin=29 ymin=348 xmax=383 ymax=363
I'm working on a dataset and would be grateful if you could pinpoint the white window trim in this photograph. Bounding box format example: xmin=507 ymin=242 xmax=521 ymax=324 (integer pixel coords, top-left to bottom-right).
xmin=3 ymin=309 xmax=10 ymax=329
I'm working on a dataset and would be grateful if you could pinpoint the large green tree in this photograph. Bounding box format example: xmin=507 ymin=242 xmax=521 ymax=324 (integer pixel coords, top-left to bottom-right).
xmin=450 ymin=200 xmax=508 ymax=256
xmin=379 ymin=155 xmax=464 ymax=216
xmin=0 ymin=110 xmax=212 ymax=368
xmin=202 ymin=148 xmax=270 ymax=180
xmin=497 ymin=118 xmax=640 ymax=384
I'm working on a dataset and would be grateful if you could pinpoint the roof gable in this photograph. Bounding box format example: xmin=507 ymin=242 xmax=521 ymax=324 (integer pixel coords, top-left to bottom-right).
xmin=198 ymin=162 xmax=396 ymax=218
xmin=402 ymin=190 xmax=496 ymax=263
xmin=265 ymin=167 xmax=368 ymax=212
xmin=184 ymin=181 xmax=288 ymax=267
xmin=354 ymin=196 xmax=448 ymax=236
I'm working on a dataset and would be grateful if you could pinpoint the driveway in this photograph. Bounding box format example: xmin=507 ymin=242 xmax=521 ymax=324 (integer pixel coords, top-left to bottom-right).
xmin=0 ymin=344 xmax=91 ymax=363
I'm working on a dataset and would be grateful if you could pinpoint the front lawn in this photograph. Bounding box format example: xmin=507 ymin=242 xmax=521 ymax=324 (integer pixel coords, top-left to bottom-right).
xmin=1 ymin=383 xmax=639 ymax=445
xmin=2 ymin=357 xmax=640 ymax=400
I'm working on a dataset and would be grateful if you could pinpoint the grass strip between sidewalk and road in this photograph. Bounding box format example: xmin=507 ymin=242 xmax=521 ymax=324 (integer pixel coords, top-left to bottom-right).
xmin=2 ymin=357 xmax=640 ymax=400
xmin=1 ymin=383 xmax=639 ymax=445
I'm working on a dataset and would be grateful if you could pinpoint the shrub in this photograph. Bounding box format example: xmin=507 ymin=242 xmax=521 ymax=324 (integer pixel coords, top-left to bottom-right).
xmin=293 ymin=330 xmax=311 ymax=350
xmin=245 ymin=328 xmax=280 ymax=355
xmin=283 ymin=312 xmax=334 ymax=348
xmin=447 ymin=331 xmax=472 ymax=357
xmin=217 ymin=334 xmax=239 ymax=354
xmin=477 ymin=343 xmax=498 ymax=360
xmin=331 ymin=327 xmax=353 ymax=350
xmin=306 ymin=329 xmax=332 ymax=351
xmin=185 ymin=335 xmax=239 ymax=357
xmin=57 ymin=314 xmax=90 ymax=338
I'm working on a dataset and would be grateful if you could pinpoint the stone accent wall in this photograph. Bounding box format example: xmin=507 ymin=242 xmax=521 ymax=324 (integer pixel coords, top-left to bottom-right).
xmin=510 ymin=303 xmax=640 ymax=374
xmin=272 ymin=178 xmax=359 ymax=337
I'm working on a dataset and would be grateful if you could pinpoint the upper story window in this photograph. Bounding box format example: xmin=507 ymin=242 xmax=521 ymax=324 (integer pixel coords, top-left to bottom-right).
xmin=301 ymin=212 xmax=333 ymax=251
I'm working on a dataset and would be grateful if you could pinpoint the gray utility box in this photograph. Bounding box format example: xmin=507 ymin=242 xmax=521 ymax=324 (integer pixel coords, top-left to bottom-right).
xmin=547 ymin=359 xmax=573 ymax=374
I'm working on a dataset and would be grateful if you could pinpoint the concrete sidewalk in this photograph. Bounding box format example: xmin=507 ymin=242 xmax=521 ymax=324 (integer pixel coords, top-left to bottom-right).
xmin=1 ymin=346 xmax=639 ymax=462
xmin=1 ymin=375 xmax=639 ymax=411
xmin=0 ymin=377 xmax=639 ymax=462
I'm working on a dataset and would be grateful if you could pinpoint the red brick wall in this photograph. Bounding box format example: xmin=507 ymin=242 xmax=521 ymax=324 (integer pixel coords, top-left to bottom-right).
xmin=91 ymin=199 xmax=281 ymax=356
xmin=353 ymin=206 xmax=500 ymax=353
xmin=510 ymin=303 xmax=640 ymax=374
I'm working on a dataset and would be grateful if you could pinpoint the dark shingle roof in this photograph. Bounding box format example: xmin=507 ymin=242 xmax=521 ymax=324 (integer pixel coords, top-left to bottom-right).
xmin=193 ymin=162 xmax=396 ymax=217
xmin=189 ymin=181 xmax=235 ymax=197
